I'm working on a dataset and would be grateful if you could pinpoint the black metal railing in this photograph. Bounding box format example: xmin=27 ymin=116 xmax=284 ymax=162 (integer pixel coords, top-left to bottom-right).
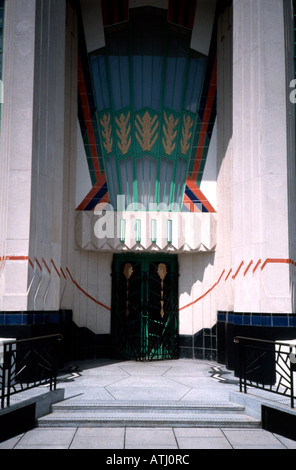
xmin=234 ymin=336 xmax=296 ymax=408
xmin=0 ymin=334 xmax=63 ymax=409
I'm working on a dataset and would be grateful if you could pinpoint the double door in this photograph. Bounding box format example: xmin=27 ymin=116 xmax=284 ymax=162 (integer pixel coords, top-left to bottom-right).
xmin=111 ymin=254 xmax=179 ymax=361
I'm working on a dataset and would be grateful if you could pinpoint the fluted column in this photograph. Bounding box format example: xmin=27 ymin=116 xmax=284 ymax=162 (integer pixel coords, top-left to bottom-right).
xmin=231 ymin=0 xmax=292 ymax=313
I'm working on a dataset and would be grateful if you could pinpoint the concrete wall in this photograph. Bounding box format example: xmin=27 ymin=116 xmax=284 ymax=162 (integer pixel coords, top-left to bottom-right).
xmin=28 ymin=0 xmax=66 ymax=311
xmin=201 ymin=0 xmax=296 ymax=322
xmin=230 ymin=0 xmax=293 ymax=314
xmin=0 ymin=0 xmax=68 ymax=313
xmin=214 ymin=1 xmax=234 ymax=314
xmin=0 ymin=0 xmax=37 ymax=310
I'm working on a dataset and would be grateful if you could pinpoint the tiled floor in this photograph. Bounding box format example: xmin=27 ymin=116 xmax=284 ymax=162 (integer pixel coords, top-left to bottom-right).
xmin=1 ymin=358 xmax=296 ymax=450
xmin=1 ymin=426 xmax=296 ymax=449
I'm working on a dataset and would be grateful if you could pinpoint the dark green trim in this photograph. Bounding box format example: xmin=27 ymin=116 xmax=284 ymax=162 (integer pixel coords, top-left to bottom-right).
xmin=89 ymin=7 xmax=208 ymax=210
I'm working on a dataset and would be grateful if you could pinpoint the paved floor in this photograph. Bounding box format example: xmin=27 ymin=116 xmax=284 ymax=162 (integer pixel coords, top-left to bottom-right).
xmin=2 ymin=425 xmax=296 ymax=450
xmin=1 ymin=358 xmax=296 ymax=450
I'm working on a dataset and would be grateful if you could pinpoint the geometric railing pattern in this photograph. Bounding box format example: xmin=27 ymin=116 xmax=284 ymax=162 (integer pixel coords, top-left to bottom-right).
xmin=234 ymin=336 xmax=296 ymax=409
xmin=0 ymin=334 xmax=62 ymax=408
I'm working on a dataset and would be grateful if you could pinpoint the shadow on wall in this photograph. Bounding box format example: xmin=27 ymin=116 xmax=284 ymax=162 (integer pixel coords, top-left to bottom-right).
xmin=179 ymin=252 xmax=216 ymax=298
xmin=215 ymin=0 xmax=233 ymax=182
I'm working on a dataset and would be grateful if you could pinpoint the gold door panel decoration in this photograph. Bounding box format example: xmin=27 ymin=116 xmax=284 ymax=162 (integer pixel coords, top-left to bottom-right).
xmin=100 ymin=113 xmax=113 ymax=154
xmin=181 ymin=114 xmax=194 ymax=155
xmin=157 ymin=263 xmax=167 ymax=318
xmin=162 ymin=112 xmax=179 ymax=155
xmin=135 ymin=111 xmax=159 ymax=152
xmin=123 ymin=262 xmax=133 ymax=317
xmin=115 ymin=111 xmax=132 ymax=155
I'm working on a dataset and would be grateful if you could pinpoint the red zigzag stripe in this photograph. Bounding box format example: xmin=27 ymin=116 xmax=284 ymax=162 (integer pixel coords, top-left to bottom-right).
xmin=1 ymin=256 xmax=294 ymax=313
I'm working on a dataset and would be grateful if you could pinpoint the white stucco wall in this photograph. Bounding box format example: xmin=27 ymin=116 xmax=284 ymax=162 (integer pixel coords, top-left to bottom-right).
xmin=0 ymin=0 xmax=69 ymax=312
xmin=0 ymin=0 xmax=37 ymax=310
xmin=28 ymin=0 xmax=66 ymax=311
xmin=230 ymin=0 xmax=292 ymax=314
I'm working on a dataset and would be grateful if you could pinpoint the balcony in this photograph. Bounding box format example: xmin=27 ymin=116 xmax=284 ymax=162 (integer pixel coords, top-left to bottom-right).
xmin=75 ymin=210 xmax=217 ymax=253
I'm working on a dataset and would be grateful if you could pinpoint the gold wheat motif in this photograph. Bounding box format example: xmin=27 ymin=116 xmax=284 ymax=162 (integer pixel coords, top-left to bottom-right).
xmin=100 ymin=113 xmax=113 ymax=154
xmin=135 ymin=111 xmax=159 ymax=152
xmin=123 ymin=263 xmax=133 ymax=317
xmin=157 ymin=263 xmax=167 ymax=318
xmin=181 ymin=115 xmax=194 ymax=155
xmin=115 ymin=111 xmax=131 ymax=155
xmin=162 ymin=112 xmax=179 ymax=155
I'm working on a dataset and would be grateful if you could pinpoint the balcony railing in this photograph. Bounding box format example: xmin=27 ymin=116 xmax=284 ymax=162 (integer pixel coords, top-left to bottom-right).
xmin=234 ymin=336 xmax=296 ymax=408
xmin=0 ymin=334 xmax=63 ymax=409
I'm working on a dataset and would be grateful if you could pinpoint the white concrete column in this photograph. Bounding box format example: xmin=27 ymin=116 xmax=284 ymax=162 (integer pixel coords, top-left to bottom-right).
xmin=215 ymin=1 xmax=234 ymax=313
xmin=232 ymin=0 xmax=291 ymax=313
xmin=27 ymin=0 xmax=66 ymax=311
xmin=60 ymin=2 xmax=78 ymax=313
xmin=0 ymin=0 xmax=67 ymax=311
xmin=0 ymin=0 xmax=37 ymax=310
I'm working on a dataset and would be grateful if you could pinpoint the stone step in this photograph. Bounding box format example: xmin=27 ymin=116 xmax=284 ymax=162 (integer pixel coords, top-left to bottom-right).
xmin=51 ymin=400 xmax=246 ymax=415
xmin=37 ymin=401 xmax=261 ymax=428
xmin=38 ymin=412 xmax=260 ymax=428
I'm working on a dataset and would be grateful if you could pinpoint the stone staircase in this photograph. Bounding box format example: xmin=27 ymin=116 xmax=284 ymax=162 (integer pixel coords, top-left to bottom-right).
xmin=37 ymin=400 xmax=261 ymax=428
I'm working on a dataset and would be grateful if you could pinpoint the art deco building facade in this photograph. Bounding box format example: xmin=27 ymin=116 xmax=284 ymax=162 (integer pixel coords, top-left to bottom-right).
xmin=0 ymin=0 xmax=296 ymax=367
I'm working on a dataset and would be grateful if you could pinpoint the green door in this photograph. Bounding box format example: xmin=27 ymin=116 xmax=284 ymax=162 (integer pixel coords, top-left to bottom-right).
xmin=111 ymin=254 xmax=179 ymax=361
